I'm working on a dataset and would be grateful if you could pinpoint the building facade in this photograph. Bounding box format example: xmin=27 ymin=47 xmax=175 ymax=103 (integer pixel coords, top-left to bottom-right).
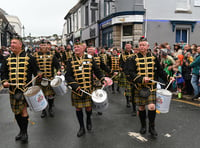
xmin=63 ymin=0 xmax=200 ymax=49
xmin=0 ymin=9 xmax=16 ymax=48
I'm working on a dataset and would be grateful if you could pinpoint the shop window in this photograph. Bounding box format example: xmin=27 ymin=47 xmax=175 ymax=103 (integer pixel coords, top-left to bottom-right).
xmin=123 ymin=25 xmax=133 ymax=36
xmin=176 ymin=28 xmax=188 ymax=43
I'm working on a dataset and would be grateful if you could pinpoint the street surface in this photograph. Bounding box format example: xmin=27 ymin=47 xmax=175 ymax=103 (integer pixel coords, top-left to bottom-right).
xmin=0 ymin=87 xmax=200 ymax=148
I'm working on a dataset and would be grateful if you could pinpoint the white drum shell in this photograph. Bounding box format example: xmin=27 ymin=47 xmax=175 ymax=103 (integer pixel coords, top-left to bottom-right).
xmin=92 ymin=89 xmax=108 ymax=112
xmin=24 ymin=86 xmax=48 ymax=112
xmin=156 ymin=89 xmax=172 ymax=113
xmin=50 ymin=78 xmax=67 ymax=96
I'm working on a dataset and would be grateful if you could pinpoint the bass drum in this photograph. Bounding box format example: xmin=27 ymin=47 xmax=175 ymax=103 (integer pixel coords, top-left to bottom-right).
xmin=92 ymin=89 xmax=108 ymax=112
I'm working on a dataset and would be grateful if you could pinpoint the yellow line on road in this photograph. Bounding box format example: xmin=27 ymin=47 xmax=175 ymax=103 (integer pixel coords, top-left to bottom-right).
xmin=172 ymin=99 xmax=200 ymax=107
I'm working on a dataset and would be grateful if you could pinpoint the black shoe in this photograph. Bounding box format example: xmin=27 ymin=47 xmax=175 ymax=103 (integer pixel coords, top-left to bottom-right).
xmin=140 ymin=127 xmax=146 ymax=134
xmin=97 ymin=112 xmax=103 ymax=115
xmin=15 ymin=132 xmax=22 ymax=140
xmin=20 ymin=133 xmax=28 ymax=142
xmin=131 ymin=111 xmax=137 ymax=116
xmin=41 ymin=110 xmax=47 ymax=118
xmin=149 ymin=127 xmax=158 ymax=136
xmin=48 ymin=108 xmax=54 ymax=117
xmin=77 ymin=128 xmax=85 ymax=137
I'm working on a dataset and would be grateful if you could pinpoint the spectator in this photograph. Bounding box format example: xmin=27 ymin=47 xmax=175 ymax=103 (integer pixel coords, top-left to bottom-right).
xmin=190 ymin=45 xmax=200 ymax=100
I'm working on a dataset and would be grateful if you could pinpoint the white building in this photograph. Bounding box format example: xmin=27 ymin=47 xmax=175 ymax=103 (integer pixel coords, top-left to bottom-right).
xmin=5 ymin=15 xmax=22 ymax=37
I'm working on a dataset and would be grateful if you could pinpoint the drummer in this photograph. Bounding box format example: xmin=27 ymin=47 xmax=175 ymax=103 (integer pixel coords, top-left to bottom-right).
xmin=87 ymin=45 xmax=117 ymax=115
xmin=119 ymin=42 xmax=136 ymax=116
xmin=34 ymin=40 xmax=61 ymax=118
xmin=1 ymin=36 xmax=41 ymax=142
xmin=65 ymin=42 xmax=107 ymax=137
xmin=124 ymin=37 xmax=174 ymax=136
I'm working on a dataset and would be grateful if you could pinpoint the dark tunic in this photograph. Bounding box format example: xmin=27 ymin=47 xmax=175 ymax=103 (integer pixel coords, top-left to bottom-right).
xmin=65 ymin=53 xmax=104 ymax=108
xmin=1 ymin=50 xmax=39 ymax=114
xmin=124 ymin=52 xmax=169 ymax=105
xmin=34 ymin=51 xmax=60 ymax=96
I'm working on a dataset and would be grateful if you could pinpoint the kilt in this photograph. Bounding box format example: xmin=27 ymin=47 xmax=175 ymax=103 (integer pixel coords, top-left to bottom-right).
xmin=134 ymin=89 xmax=156 ymax=106
xmin=124 ymin=84 xmax=132 ymax=97
xmin=10 ymin=94 xmax=27 ymax=115
xmin=119 ymin=72 xmax=132 ymax=97
xmin=71 ymin=92 xmax=92 ymax=108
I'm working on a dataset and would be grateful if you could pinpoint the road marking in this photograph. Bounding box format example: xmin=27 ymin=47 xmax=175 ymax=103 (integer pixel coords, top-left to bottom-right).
xmin=128 ymin=132 xmax=148 ymax=142
xmin=172 ymin=99 xmax=200 ymax=107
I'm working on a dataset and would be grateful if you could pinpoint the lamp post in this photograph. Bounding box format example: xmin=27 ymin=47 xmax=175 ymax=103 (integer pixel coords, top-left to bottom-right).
xmin=0 ymin=19 xmax=3 ymax=48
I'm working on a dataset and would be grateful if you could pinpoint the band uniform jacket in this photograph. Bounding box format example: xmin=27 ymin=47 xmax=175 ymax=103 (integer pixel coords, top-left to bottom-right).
xmin=65 ymin=53 xmax=104 ymax=108
xmin=1 ymin=50 xmax=40 ymax=114
xmin=34 ymin=51 xmax=61 ymax=96
xmin=124 ymin=52 xmax=169 ymax=105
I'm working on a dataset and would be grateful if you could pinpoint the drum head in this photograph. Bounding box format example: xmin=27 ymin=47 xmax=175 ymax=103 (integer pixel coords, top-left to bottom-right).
xmin=41 ymin=80 xmax=48 ymax=86
xmin=50 ymin=78 xmax=62 ymax=87
xmin=92 ymin=89 xmax=107 ymax=103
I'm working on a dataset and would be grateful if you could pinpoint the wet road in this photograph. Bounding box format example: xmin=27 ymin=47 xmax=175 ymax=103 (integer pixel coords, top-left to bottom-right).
xmin=0 ymin=88 xmax=200 ymax=148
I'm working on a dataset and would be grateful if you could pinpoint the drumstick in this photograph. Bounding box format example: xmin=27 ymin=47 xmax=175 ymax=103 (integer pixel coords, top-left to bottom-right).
xmin=149 ymin=80 xmax=165 ymax=86
xmin=80 ymin=89 xmax=92 ymax=96
xmin=24 ymin=75 xmax=39 ymax=88
xmin=165 ymin=80 xmax=173 ymax=90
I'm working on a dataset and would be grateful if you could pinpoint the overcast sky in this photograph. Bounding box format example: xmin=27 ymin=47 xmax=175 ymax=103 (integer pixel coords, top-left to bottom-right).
xmin=1 ymin=0 xmax=78 ymax=37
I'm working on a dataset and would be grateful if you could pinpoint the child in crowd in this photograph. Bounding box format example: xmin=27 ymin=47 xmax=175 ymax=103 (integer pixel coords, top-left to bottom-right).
xmin=173 ymin=67 xmax=185 ymax=99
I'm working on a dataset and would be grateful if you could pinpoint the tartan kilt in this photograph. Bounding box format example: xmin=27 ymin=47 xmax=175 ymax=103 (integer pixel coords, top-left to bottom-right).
xmin=10 ymin=94 xmax=27 ymax=115
xmin=134 ymin=89 xmax=156 ymax=106
xmin=71 ymin=92 xmax=92 ymax=108
xmin=35 ymin=79 xmax=55 ymax=96
xmin=124 ymin=84 xmax=132 ymax=97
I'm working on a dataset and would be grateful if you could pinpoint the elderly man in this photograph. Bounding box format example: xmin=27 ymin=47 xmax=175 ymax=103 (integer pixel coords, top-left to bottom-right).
xmin=124 ymin=37 xmax=173 ymax=137
xmin=65 ymin=43 xmax=107 ymax=137
xmin=1 ymin=37 xmax=40 ymax=142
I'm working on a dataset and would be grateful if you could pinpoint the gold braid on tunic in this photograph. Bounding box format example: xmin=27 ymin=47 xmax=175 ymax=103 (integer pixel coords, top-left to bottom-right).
xmin=135 ymin=53 xmax=156 ymax=92
xmin=7 ymin=52 xmax=29 ymax=94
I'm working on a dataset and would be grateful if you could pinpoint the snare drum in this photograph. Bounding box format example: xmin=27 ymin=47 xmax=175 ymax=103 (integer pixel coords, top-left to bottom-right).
xmin=50 ymin=77 xmax=67 ymax=96
xmin=92 ymin=89 xmax=108 ymax=112
xmin=24 ymin=86 xmax=48 ymax=112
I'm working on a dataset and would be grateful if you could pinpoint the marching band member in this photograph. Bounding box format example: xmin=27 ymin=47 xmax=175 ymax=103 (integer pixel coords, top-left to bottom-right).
xmin=109 ymin=48 xmax=121 ymax=94
xmin=119 ymin=42 xmax=136 ymax=116
xmin=124 ymin=37 xmax=173 ymax=136
xmin=34 ymin=40 xmax=61 ymax=118
xmin=65 ymin=43 xmax=107 ymax=137
xmin=1 ymin=37 xmax=41 ymax=142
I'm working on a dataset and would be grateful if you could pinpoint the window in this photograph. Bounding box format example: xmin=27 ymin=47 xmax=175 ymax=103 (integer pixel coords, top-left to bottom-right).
xmin=85 ymin=6 xmax=89 ymax=26
xmin=104 ymin=1 xmax=111 ymax=17
xmin=176 ymin=29 xmax=188 ymax=43
xmin=91 ymin=10 xmax=96 ymax=23
xmin=123 ymin=25 xmax=133 ymax=36
xmin=175 ymin=0 xmax=191 ymax=13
